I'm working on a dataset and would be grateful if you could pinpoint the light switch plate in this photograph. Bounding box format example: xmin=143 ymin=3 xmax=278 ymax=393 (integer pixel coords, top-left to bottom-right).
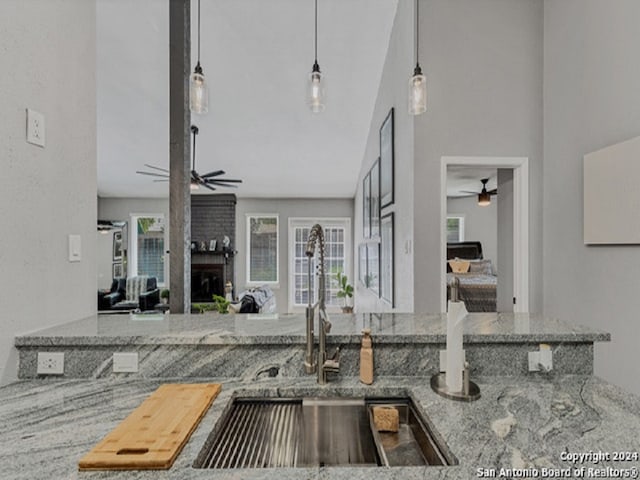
xmin=26 ymin=108 xmax=45 ymax=147
xmin=68 ymin=234 xmax=81 ymax=262
xmin=113 ymin=353 xmax=138 ymax=373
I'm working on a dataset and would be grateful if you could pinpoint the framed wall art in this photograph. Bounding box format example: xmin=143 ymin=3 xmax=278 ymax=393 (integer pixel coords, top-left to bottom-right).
xmin=380 ymin=212 xmax=394 ymax=306
xmin=363 ymin=172 xmax=371 ymax=238
xmin=380 ymin=108 xmax=395 ymax=208
xmin=113 ymin=231 xmax=123 ymax=261
xmin=370 ymin=158 xmax=380 ymax=238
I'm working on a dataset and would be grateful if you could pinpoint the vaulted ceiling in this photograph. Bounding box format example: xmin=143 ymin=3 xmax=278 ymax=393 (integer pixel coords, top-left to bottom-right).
xmin=97 ymin=0 xmax=399 ymax=198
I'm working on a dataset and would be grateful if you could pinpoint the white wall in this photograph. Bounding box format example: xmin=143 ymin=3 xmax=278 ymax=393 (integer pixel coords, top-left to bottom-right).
xmin=236 ymin=198 xmax=354 ymax=313
xmin=98 ymin=197 xmax=170 ymax=288
xmin=543 ymin=0 xmax=640 ymax=395
xmin=446 ymin=196 xmax=498 ymax=273
xmin=413 ymin=0 xmax=543 ymax=313
xmin=0 ymin=0 xmax=97 ymax=384
xmin=354 ymin=0 xmax=414 ymax=313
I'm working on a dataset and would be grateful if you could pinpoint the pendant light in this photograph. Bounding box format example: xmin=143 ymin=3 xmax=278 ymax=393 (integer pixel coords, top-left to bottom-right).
xmin=308 ymin=0 xmax=325 ymax=113
xmin=408 ymin=0 xmax=427 ymax=115
xmin=190 ymin=0 xmax=209 ymax=114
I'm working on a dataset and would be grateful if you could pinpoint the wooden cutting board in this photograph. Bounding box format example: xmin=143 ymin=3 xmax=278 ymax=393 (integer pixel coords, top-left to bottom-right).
xmin=79 ymin=383 xmax=221 ymax=471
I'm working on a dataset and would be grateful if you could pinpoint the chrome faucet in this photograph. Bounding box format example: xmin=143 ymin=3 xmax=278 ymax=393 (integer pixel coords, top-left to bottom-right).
xmin=304 ymin=224 xmax=340 ymax=384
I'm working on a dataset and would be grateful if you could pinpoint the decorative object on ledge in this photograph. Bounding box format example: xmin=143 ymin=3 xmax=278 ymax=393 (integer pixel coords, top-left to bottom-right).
xmin=380 ymin=212 xmax=394 ymax=306
xmin=408 ymin=0 xmax=427 ymax=115
xmin=380 ymin=108 xmax=394 ymax=208
xmin=209 ymin=239 xmax=217 ymax=251
xmin=336 ymin=271 xmax=354 ymax=313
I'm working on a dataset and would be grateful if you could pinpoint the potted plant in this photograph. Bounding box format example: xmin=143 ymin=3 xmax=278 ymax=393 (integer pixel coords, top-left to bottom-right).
xmin=212 ymin=294 xmax=230 ymax=314
xmin=336 ymin=271 xmax=354 ymax=313
xmin=160 ymin=289 xmax=170 ymax=305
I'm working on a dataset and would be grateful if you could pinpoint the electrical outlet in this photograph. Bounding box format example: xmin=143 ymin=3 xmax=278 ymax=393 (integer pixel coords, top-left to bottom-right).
xmin=37 ymin=352 xmax=64 ymax=375
xmin=26 ymin=108 xmax=46 ymax=147
xmin=113 ymin=353 xmax=138 ymax=373
xmin=528 ymin=344 xmax=553 ymax=372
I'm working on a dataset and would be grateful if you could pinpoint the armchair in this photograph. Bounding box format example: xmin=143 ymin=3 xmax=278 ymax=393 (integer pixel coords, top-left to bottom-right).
xmin=100 ymin=276 xmax=160 ymax=312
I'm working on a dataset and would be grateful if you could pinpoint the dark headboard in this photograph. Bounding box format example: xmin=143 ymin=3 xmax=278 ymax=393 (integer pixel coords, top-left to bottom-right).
xmin=447 ymin=242 xmax=484 ymax=261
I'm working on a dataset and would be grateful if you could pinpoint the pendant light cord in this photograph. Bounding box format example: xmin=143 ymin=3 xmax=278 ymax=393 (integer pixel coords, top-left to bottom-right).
xmin=192 ymin=126 xmax=197 ymax=170
xmin=415 ymin=0 xmax=419 ymax=66
xmin=314 ymin=0 xmax=318 ymax=63
xmin=197 ymin=0 xmax=201 ymax=64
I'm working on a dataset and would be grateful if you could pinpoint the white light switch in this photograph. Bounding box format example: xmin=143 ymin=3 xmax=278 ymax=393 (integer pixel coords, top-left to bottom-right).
xmin=26 ymin=108 xmax=46 ymax=147
xmin=68 ymin=235 xmax=81 ymax=262
xmin=113 ymin=353 xmax=139 ymax=373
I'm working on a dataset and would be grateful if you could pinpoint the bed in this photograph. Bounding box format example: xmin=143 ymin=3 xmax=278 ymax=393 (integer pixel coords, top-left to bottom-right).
xmin=446 ymin=242 xmax=497 ymax=312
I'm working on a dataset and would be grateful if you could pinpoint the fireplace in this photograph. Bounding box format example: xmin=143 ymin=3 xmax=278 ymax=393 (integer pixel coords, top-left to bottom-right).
xmin=191 ymin=264 xmax=224 ymax=302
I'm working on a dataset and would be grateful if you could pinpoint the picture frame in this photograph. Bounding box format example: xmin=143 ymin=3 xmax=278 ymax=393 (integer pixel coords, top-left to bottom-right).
xmin=370 ymin=158 xmax=381 ymax=238
xmin=359 ymin=243 xmax=368 ymax=286
xmin=363 ymin=172 xmax=371 ymax=238
xmin=113 ymin=231 xmax=123 ymax=261
xmin=112 ymin=262 xmax=123 ymax=279
xmin=367 ymin=242 xmax=380 ymax=296
xmin=380 ymin=108 xmax=394 ymax=209
xmin=380 ymin=212 xmax=394 ymax=306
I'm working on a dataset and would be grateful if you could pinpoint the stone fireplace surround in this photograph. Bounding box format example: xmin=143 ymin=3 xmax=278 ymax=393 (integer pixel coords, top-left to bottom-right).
xmin=191 ymin=194 xmax=236 ymax=301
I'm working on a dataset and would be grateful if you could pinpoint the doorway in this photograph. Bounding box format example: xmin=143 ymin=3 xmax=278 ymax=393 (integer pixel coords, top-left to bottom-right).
xmin=440 ymin=157 xmax=529 ymax=313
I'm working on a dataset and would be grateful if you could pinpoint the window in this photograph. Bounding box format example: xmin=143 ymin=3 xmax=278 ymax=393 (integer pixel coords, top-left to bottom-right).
xmin=289 ymin=218 xmax=351 ymax=310
xmin=247 ymin=215 xmax=279 ymax=284
xmin=130 ymin=214 xmax=166 ymax=285
xmin=447 ymin=215 xmax=465 ymax=243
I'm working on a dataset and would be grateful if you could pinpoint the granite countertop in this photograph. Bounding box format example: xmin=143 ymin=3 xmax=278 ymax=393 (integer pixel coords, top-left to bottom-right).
xmin=15 ymin=312 xmax=610 ymax=346
xmin=1 ymin=374 xmax=639 ymax=480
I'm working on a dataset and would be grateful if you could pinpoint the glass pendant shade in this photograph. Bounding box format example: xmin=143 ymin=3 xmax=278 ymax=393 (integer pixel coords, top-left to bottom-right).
xmin=478 ymin=191 xmax=491 ymax=206
xmin=308 ymin=64 xmax=325 ymax=113
xmin=190 ymin=65 xmax=209 ymax=114
xmin=408 ymin=66 xmax=427 ymax=115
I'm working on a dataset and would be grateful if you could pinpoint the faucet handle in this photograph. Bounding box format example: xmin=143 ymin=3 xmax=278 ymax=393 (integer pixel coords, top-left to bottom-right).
xmin=324 ymin=347 xmax=340 ymax=373
xmin=323 ymin=319 xmax=332 ymax=333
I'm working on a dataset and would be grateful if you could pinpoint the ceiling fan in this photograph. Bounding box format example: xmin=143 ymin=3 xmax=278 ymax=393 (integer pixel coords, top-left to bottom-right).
xmin=135 ymin=125 xmax=242 ymax=192
xmin=462 ymin=178 xmax=497 ymax=206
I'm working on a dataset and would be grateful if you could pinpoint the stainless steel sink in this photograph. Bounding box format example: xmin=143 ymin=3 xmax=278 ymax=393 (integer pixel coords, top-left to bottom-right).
xmin=194 ymin=396 xmax=456 ymax=469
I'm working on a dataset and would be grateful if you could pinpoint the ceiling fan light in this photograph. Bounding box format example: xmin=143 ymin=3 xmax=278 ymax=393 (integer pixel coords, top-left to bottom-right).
xmin=190 ymin=180 xmax=200 ymax=191
xmin=478 ymin=191 xmax=491 ymax=206
xmin=408 ymin=65 xmax=427 ymax=115
xmin=308 ymin=64 xmax=325 ymax=113
xmin=190 ymin=66 xmax=209 ymax=114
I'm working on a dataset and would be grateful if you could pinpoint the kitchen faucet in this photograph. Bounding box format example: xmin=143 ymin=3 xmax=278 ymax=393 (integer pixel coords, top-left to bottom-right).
xmin=304 ymin=224 xmax=340 ymax=384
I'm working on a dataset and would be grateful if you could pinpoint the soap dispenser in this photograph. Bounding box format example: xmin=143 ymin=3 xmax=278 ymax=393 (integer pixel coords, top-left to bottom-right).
xmin=360 ymin=329 xmax=374 ymax=385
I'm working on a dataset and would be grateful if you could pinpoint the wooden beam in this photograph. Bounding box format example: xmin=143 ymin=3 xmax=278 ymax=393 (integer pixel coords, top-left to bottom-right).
xmin=169 ymin=0 xmax=191 ymax=313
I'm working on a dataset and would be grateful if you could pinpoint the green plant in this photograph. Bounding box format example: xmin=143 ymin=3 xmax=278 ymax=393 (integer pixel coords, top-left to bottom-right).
xmin=191 ymin=303 xmax=216 ymax=314
xmin=336 ymin=271 xmax=354 ymax=307
xmin=212 ymin=294 xmax=230 ymax=314
xmin=160 ymin=289 xmax=170 ymax=300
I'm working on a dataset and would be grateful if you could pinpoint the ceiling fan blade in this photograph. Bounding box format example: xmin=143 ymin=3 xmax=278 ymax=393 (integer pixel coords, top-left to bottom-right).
xmin=207 ymin=178 xmax=242 ymax=183
xmin=207 ymin=182 xmax=238 ymax=188
xmin=488 ymin=189 xmax=498 ymax=195
xmin=153 ymin=179 xmax=169 ymax=183
xmin=144 ymin=164 xmax=169 ymax=173
xmin=201 ymin=170 xmax=225 ymax=178
xmin=460 ymin=190 xmax=480 ymax=194
xmin=201 ymin=182 xmax=217 ymax=191
xmin=136 ymin=171 xmax=170 ymax=178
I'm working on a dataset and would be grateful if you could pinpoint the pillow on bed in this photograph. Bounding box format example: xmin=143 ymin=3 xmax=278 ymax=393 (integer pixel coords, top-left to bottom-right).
xmin=448 ymin=258 xmax=470 ymax=273
xmin=469 ymin=259 xmax=493 ymax=275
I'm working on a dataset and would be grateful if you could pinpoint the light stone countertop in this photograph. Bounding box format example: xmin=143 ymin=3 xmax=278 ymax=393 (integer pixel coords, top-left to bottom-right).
xmin=15 ymin=312 xmax=610 ymax=346
xmin=1 ymin=374 xmax=638 ymax=480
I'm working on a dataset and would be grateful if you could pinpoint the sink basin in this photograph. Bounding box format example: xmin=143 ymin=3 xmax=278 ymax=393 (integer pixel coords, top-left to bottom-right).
xmin=194 ymin=396 xmax=456 ymax=469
